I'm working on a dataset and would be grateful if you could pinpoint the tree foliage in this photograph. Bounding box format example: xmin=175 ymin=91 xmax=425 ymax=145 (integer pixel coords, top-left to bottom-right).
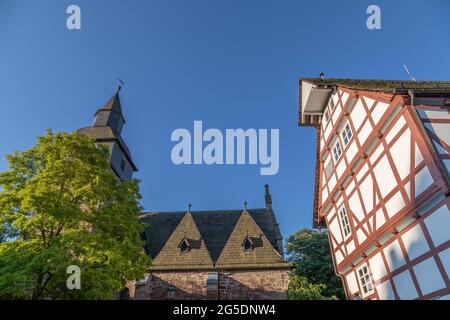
xmin=286 ymin=228 xmax=345 ymax=300
xmin=287 ymin=276 xmax=337 ymax=300
xmin=0 ymin=130 xmax=150 ymax=299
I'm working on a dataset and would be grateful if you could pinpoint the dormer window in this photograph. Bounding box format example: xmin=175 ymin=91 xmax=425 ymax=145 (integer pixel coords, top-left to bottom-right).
xmin=179 ymin=238 xmax=191 ymax=254
xmin=243 ymin=237 xmax=254 ymax=252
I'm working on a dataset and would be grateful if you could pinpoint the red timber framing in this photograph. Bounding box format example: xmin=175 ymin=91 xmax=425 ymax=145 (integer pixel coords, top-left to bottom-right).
xmin=342 ymin=196 xmax=450 ymax=300
xmin=316 ymin=86 xmax=450 ymax=299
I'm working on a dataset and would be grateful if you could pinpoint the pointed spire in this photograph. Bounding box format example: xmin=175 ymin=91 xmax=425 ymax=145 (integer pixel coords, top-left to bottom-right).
xmin=265 ymin=184 xmax=272 ymax=210
xmin=99 ymin=91 xmax=123 ymax=115
xmin=92 ymin=86 xmax=125 ymax=135
xmin=188 ymin=202 xmax=192 ymax=213
xmin=243 ymin=201 xmax=247 ymax=211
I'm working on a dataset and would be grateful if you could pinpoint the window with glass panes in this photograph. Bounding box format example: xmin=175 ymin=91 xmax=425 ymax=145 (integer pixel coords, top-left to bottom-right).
xmin=339 ymin=206 xmax=351 ymax=238
xmin=332 ymin=140 xmax=342 ymax=162
xmin=357 ymin=264 xmax=374 ymax=297
xmin=341 ymin=122 xmax=353 ymax=146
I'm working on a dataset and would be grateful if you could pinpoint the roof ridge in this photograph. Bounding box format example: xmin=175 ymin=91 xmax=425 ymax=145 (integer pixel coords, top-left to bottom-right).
xmin=140 ymin=208 xmax=268 ymax=215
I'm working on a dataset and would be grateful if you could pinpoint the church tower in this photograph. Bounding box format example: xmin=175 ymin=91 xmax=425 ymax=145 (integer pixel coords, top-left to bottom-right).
xmin=78 ymin=86 xmax=137 ymax=181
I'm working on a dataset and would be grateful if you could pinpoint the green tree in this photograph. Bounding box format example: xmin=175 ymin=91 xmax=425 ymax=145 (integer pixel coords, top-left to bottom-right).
xmin=0 ymin=130 xmax=150 ymax=299
xmin=286 ymin=228 xmax=345 ymax=300
xmin=287 ymin=276 xmax=337 ymax=300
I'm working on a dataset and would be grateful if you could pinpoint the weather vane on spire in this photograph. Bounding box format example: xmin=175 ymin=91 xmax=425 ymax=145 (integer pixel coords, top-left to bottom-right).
xmin=117 ymin=78 xmax=125 ymax=93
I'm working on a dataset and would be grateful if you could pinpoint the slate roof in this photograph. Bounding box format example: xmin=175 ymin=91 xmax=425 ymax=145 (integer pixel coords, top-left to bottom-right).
xmin=77 ymin=91 xmax=137 ymax=171
xmin=95 ymin=92 xmax=124 ymax=118
xmin=139 ymin=208 xmax=290 ymax=270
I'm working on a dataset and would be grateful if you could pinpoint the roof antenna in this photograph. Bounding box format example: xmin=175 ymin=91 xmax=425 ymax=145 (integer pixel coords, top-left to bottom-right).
xmin=319 ymin=72 xmax=325 ymax=80
xmin=117 ymin=78 xmax=125 ymax=93
xmin=403 ymin=65 xmax=417 ymax=82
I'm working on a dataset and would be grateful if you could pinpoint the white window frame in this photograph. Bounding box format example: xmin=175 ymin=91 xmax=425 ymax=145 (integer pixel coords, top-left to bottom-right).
xmin=338 ymin=206 xmax=351 ymax=239
xmin=341 ymin=121 xmax=353 ymax=146
xmin=356 ymin=263 xmax=374 ymax=298
xmin=332 ymin=140 xmax=342 ymax=162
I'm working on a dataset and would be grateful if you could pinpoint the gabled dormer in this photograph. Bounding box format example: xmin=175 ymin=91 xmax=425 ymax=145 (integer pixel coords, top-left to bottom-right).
xmin=178 ymin=237 xmax=191 ymax=254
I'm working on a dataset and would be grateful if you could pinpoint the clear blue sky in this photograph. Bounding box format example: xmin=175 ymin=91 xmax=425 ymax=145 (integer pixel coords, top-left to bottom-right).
xmin=1 ymin=0 xmax=449 ymax=240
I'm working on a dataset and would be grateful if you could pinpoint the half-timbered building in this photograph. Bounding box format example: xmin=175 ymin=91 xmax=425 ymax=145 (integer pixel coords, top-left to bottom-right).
xmin=299 ymin=78 xmax=450 ymax=300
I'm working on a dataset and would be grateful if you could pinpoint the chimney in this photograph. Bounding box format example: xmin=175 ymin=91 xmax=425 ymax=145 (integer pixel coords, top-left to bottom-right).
xmin=264 ymin=184 xmax=272 ymax=210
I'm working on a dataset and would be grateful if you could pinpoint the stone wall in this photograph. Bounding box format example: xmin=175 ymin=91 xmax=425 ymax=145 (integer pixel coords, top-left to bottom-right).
xmin=132 ymin=269 xmax=290 ymax=300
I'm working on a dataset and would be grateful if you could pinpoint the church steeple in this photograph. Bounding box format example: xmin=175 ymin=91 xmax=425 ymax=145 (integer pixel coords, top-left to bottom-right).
xmin=78 ymin=86 xmax=137 ymax=181
xmin=93 ymin=86 xmax=125 ymax=136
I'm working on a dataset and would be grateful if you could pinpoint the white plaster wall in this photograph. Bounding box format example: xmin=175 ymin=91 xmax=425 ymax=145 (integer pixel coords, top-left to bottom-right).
xmin=375 ymin=208 xmax=386 ymax=230
xmin=414 ymin=143 xmax=424 ymax=167
xmin=383 ymin=240 xmax=406 ymax=271
xmin=414 ymin=166 xmax=434 ymax=197
xmin=373 ymin=155 xmax=397 ymax=198
xmin=424 ymin=122 xmax=450 ymax=147
xmin=417 ymin=109 xmax=450 ymax=120
xmin=370 ymin=143 xmax=384 ymax=165
xmin=341 ymin=91 xmax=349 ymax=107
xmin=385 ymin=191 xmax=405 ymax=219
xmin=390 ymin=129 xmax=411 ymax=181
xmin=424 ymin=204 xmax=450 ymax=247
xmin=336 ymin=160 xmax=346 ymax=180
xmin=413 ymin=257 xmax=446 ymax=296
xmin=356 ymin=163 xmax=368 ymax=182
xmin=345 ymin=140 xmax=358 ymax=163
xmin=358 ymin=120 xmax=373 ymax=146
xmin=350 ymin=99 xmax=366 ymax=131
xmin=369 ymin=252 xmax=387 ymax=281
xmin=329 ymin=217 xmax=343 ymax=244
xmin=356 ymin=228 xmax=367 ymax=245
xmin=385 ymin=116 xmax=406 ymax=144
xmin=371 ymin=102 xmax=389 ymax=125
xmin=335 ymin=250 xmax=344 ymax=264
xmin=346 ymin=271 xmax=359 ymax=295
xmin=438 ymin=247 xmax=450 ymax=278
xmin=332 ymin=92 xmax=339 ymax=109
xmin=321 ymin=188 xmax=328 ymax=205
xmin=360 ymin=175 xmax=373 ymax=213
xmin=348 ymin=191 xmax=365 ymax=222
xmin=324 ymin=123 xmax=332 ymax=142
xmin=393 ymin=270 xmax=418 ymax=300
xmin=331 ymin=103 xmax=341 ymax=125
xmin=401 ymin=224 xmax=430 ymax=261
xmin=346 ymin=180 xmax=355 ymax=197
xmin=328 ymin=174 xmax=337 ymax=192
xmin=376 ymin=280 xmax=395 ymax=300
xmin=347 ymin=240 xmax=355 ymax=254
